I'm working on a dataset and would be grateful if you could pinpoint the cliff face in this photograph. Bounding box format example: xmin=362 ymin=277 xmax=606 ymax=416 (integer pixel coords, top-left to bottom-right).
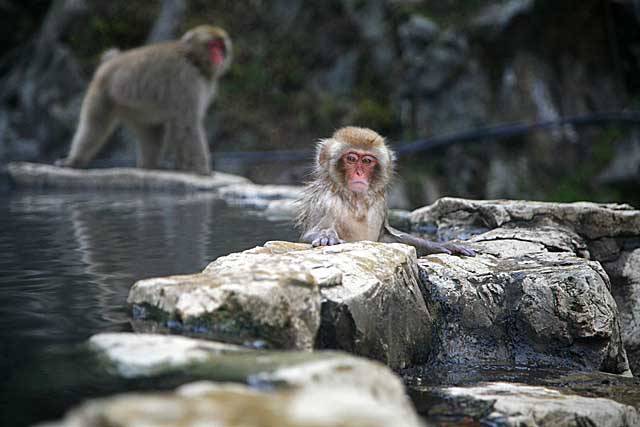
xmin=1 ymin=0 xmax=639 ymax=203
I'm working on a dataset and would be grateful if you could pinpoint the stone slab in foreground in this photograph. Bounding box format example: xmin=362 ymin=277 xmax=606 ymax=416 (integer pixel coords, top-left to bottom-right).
xmin=128 ymin=241 xmax=433 ymax=369
xmin=42 ymin=332 xmax=423 ymax=427
xmin=88 ymin=333 xmax=246 ymax=378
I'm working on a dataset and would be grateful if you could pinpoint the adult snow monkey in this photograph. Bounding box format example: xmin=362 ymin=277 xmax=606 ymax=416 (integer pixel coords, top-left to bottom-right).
xmin=57 ymin=25 xmax=232 ymax=175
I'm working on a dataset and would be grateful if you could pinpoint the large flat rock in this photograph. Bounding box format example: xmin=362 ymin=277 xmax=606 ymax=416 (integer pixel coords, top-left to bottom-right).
xmin=128 ymin=241 xmax=433 ymax=369
xmin=7 ymin=162 xmax=250 ymax=192
xmin=41 ymin=332 xmax=423 ymax=427
xmin=411 ymin=197 xmax=640 ymax=241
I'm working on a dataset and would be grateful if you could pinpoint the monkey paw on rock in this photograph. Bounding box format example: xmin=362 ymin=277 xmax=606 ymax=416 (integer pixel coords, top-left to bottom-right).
xmin=434 ymin=242 xmax=476 ymax=257
xmin=311 ymin=229 xmax=345 ymax=247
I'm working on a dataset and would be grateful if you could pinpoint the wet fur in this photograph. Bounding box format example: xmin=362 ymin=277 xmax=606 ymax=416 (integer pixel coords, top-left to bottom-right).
xmin=296 ymin=127 xmax=476 ymax=257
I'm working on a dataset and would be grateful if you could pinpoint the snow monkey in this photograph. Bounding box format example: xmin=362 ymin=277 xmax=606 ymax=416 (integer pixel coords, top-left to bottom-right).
xmin=56 ymin=25 xmax=232 ymax=175
xmin=296 ymin=127 xmax=476 ymax=256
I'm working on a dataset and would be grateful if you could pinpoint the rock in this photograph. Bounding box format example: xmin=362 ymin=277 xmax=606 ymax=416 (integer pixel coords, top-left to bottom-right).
xmin=412 ymin=197 xmax=639 ymax=374
xmin=43 ymin=333 xmax=423 ymax=427
xmin=398 ymin=15 xmax=440 ymax=48
xmin=311 ymin=50 xmax=360 ymax=96
xmin=128 ymin=241 xmax=322 ymax=351
xmin=603 ymin=249 xmax=640 ymax=374
xmin=397 ymin=14 xmax=491 ymax=139
xmin=129 ymin=241 xmax=433 ymax=369
xmin=473 ymin=0 xmax=534 ymax=37
xmin=418 ymin=242 xmax=630 ymax=374
xmin=39 ymin=380 xmax=423 ymax=427
xmin=262 ymin=199 xmax=298 ymax=220
xmin=6 ymin=162 xmax=250 ymax=192
xmin=442 ymin=382 xmax=640 ymax=427
xmin=312 ymin=242 xmax=432 ymax=369
xmin=498 ymin=52 xmax=577 ymax=142
xmin=411 ymin=197 xmax=640 ymax=242
xmin=218 ymin=183 xmax=303 ymax=210
xmin=341 ymin=0 xmax=395 ymax=74
xmin=398 ymin=51 xmax=492 ymax=138
xmin=127 ymin=197 xmax=638 ymax=375
xmin=88 ymin=333 xmax=245 ymax=378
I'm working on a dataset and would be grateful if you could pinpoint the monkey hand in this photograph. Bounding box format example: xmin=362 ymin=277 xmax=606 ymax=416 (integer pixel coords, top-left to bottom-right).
xmin=438 ymin=242 xmax=476 ymax=257
xmin=310 ymin=229 xmax=345 ymax=247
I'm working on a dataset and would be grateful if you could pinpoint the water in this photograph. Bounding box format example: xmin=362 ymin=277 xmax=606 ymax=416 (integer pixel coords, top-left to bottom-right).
xmin=0 ymin=190 xmax=297 ymax=427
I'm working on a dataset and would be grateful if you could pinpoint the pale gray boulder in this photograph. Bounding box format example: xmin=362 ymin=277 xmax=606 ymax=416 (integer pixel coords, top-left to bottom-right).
xmin=411 ymin=197 xmax=640 ymax=374
xmin=443 ymin=382 xmax=639 ymax=427
xmin=128 ymin=241 xmax=433 ymax=368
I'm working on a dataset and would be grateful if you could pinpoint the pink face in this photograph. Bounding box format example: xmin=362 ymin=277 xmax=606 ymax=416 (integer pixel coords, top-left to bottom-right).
xmin=208 ymin=38 xmax=227 ymax=66
xmin=342 ymin=150 xmax=378 ymax=193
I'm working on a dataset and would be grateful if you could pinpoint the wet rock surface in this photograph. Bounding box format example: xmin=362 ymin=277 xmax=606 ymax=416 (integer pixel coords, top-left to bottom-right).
xmin=38 ymin=197 xmax=640 ymax=426
xmin=43 ymin=332 xmax=423 ymax=427
xmin=440 ymin=382 xmax=639 ymax=427
xmin=6 ymin=161 xmax=304 ymax=217
xmin=405 ymin=367 xmax=640 ymax=426
xmin=7 ymin=162 xmax=251 ymax=191
xmin=411 ymin=197 xmax=640 ymax=374
xmin=128 ymin=241 xmax=322 ymax=351
xmin=129 ymin=240 xmax=432 ymax=368
xmin=417 ymin=248 xmax=629 ymax=374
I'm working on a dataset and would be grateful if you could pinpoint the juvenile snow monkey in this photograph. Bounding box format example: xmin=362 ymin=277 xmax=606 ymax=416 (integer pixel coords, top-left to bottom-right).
xmin=297 ymin=126 xmax=475 ymax=256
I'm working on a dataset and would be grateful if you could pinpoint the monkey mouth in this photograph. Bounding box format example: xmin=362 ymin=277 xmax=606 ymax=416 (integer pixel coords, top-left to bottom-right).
xmin=348 ymin=180 xmax=369 ymax=193
xmin=209 ymin=39 xmax=226 ymax=66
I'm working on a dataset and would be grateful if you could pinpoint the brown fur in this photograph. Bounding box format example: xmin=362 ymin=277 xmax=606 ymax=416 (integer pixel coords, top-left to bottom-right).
xmin=297 ymin=126 xmax=476 ymax=257
xmin=57 ymin=25 xmax=232 ymax=175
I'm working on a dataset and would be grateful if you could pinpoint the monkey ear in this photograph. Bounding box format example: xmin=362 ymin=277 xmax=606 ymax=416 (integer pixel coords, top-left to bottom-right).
xmin=316 ymin=139 xmax=331 ymax=167
xmin=181 ymin=29 xmax=196 ymax=44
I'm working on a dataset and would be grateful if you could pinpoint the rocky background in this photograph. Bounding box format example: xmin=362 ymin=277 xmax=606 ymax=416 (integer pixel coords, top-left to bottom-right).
xmin=1 ymin=0 xmax=639 ymax=206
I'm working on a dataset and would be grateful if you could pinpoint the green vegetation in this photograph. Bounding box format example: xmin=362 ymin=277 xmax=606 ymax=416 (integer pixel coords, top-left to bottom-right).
xmin=547 ymin=127 xmax=624 ymax=204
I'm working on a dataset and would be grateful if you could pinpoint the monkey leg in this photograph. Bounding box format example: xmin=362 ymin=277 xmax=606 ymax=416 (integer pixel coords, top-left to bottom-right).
xmin=58 ymin=90 xmax=118 ymax=168
xmin=126 ymin=121 xmax=165 ymax=169
xmin=168 ymin=119 xmax=211 ymax=175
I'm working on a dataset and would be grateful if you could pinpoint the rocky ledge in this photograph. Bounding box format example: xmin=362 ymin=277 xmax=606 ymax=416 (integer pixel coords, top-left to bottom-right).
xmin=40 ymin=198 xmax=640 ymax=426
xmin=5 ymin=162 xmax=303 ymax=214
xmin=411 ymin=197 xmax=640 ymax=374
xmin=40 ymin=333 xmax=423 ymax=427
xmin=42 ymin=333 xmax=640 ymax=427
xmin=129 ymin=198 xmax=640 ymax=376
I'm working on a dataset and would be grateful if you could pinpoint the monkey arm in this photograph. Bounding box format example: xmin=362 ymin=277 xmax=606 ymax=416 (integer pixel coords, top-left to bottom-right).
xmin=381 ymin=223 xmax=476 ymax=257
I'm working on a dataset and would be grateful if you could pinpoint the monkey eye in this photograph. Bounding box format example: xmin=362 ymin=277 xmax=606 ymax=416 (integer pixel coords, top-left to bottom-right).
xmin=345 ymin=154 xmax=359 ymax=164
xmin=361 ymin=155 xmax=377 ymax=165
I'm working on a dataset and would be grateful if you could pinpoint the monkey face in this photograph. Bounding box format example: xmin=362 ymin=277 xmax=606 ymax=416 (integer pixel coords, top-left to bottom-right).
xmin=208 ymin=38 xmax=227 ymax=66
xmin=181 ymin=25 xmax=232 ymax=76
xmin=341 ymin=150 xmax=378 ymax=193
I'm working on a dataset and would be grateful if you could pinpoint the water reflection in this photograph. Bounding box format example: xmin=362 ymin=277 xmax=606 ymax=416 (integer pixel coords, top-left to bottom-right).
xmin=0 ymin=190 xmax=297 ymax=426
